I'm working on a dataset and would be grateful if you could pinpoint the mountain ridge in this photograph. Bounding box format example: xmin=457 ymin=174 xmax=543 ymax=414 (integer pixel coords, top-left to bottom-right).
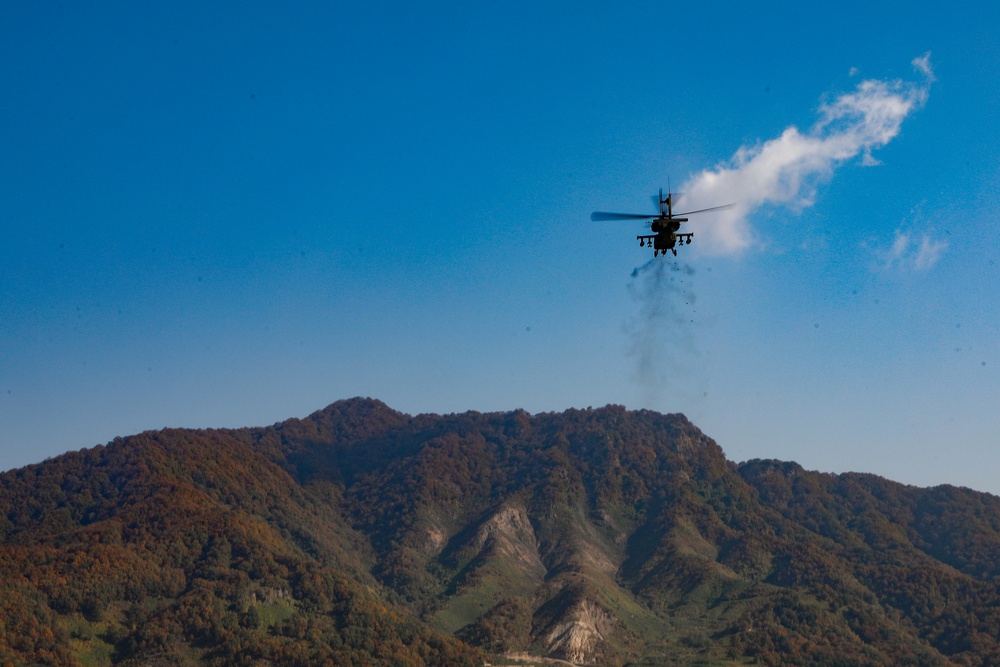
xmin=2 ymin=398 xmax=999 ymax=665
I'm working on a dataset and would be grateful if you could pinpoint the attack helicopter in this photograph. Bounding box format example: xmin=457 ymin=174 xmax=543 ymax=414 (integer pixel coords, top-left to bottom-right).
xmin=591 ymin=188 xmax=734 ymax=256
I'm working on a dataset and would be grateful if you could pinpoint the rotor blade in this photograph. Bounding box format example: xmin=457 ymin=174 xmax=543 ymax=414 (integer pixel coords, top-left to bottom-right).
xmin=591 ymin=211 xmax=656 ymax=221
xmin=674 ymin=203 xmax=736 ymax=216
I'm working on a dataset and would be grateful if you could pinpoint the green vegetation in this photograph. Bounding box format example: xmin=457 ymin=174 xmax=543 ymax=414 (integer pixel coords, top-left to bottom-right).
xmin=0 ymin=418 xmax=483 ymax=667
xmin=3 ymin=398 xmax=1000 ymax=665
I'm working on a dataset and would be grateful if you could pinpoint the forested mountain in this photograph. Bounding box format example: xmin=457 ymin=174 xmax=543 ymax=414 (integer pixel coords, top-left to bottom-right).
xmin=2 ymin=398 xmax=1000 ymax=666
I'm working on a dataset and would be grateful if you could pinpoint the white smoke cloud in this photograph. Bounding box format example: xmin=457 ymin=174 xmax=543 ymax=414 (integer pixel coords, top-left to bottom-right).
xmin=911 ymin=52 xmax=935 ymax=82
xmin=680 ymin=55 xmax=934 ymax=255
xmin=881 ymin=228 xmax=947 ymax=271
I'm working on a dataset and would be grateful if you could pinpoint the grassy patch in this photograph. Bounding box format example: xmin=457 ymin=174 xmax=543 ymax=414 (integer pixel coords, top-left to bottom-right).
xmin=255 ymin=600 xmax=297 ymax=628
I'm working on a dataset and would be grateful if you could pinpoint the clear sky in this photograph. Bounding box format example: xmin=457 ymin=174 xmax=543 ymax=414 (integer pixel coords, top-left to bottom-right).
xmin=3 ymin=2 xmax=1000 ymax=494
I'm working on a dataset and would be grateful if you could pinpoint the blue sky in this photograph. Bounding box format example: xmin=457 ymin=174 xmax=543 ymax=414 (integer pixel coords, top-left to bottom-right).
xmin=3 ymin=2 xmax=1000 ymax=493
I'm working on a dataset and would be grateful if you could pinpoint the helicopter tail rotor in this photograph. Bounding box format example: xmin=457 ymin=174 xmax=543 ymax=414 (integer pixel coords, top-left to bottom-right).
xmin=653 ymin=184 xmax=683 ymax=216
xmin=651 ymin=188 xmax=666 ymax=215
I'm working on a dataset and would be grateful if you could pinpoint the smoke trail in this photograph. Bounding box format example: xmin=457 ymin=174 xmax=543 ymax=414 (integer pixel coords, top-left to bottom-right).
xmin=679 ymin=54 xmax=934 ymax=255
xmin=625 ymin=259 xmax=698 ymax=406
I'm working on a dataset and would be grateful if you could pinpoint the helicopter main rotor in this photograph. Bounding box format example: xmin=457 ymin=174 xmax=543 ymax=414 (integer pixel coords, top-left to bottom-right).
xmin=590 ymin=202 xmax=734 ymax=222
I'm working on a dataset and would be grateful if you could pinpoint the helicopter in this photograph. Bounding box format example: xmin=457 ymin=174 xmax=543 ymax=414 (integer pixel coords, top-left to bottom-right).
xmin=591 ymin=188 xmax=734 ymax=256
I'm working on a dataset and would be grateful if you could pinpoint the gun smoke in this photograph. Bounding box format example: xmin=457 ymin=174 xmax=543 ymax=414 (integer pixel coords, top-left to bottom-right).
xmin=625 ymin=259 xmax=699 ymax=406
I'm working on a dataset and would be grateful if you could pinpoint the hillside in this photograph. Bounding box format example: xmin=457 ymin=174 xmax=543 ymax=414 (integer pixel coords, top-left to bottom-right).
xmin=2 ymin=398 xmax=1000 ymax=665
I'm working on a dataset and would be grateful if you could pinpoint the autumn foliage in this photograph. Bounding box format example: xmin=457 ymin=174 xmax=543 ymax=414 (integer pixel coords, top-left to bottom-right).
xmin=3 ymin=398 xmax=1000 ymax=665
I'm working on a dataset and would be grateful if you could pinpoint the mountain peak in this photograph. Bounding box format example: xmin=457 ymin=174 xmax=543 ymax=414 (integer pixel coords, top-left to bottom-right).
xmin=3 ymin=399 xmax=1000 ymax=665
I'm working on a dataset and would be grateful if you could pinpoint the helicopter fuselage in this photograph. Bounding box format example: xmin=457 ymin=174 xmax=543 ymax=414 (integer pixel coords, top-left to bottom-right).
xmin=649 ymin=217 xmax=686 ymax=233
xmin=638 ymin=216 xmax=693 ymax=256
